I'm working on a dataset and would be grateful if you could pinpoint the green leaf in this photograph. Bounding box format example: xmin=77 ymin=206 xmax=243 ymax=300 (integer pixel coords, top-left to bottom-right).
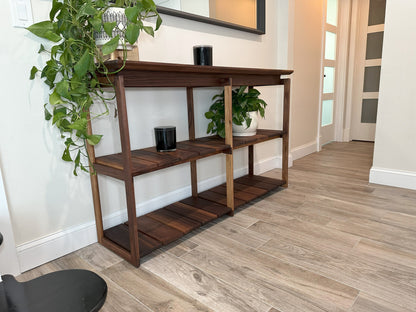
xmin=86 ymin=134 xmax=103 ymax=146
xmin=74 ymin=50 xmax=91 ymax=77
xmin=101 ymin=35 xmax=120 ymax=55
xmin=125 ymin=6 xmax=139 ymax=22
xmin=49 ymin=90 xmax=63 ymax=105
xmin=59 ymin=119 xmax=71 ymax=131
xmin=156 ymin=15 xmax=162 ymax=30
xmin=205 ymin=111 xmax=215 ymax=119
xmin=143 ymin=26 xmax=154 ymax=37
xmin=56 ymin=80 xmax=70 ymax=99
xmin=125 ymin=24 xmax=140 ymax=45
xmin=218 ymin=127 xmax=225 ymax=138
xmin=52 ymin=107 xmax=67 ymax=124
xmin=103 ymin=22 xmax=117 ymax=37
xmin=62 ymin=147 xmax=72 ymax=161
xmin=44 ymin=104 xmax=52 ymax=121
xmin=259 ymin=107 xmax=265 ymax=118
xmin=143 ymin=0 xmax=157 ymax=10
xmin=41 ymin=59 xmax=58 ymax=83
xmin=76 ymin=3 xmax=97 ymax=19
xmin=64 ymin=138 xmax=75 ymax=146
xmin=114 ymin=0 xmax=124 ymax=7
xmin=68 ymin=118 xmax=88 ymax=132
xmin=38 ymin=44 xmax=46 ymax=53
xmin=237 ymin=86 xmax=247 ymax=96
xmin=248 ymin=88 xmax=260 ymax=96
xmin=51 ymin=45 xmax=60 ymax=58
xmin=27 ymin=21 xmax=61 ymax=42
xmin=50 ymin=0 xmax=62 ymax=20
xmin=29 ymin=66 xmax=38 ymax=80
xmin=90 ymin=17 xmax=102 ymax=31
xmin=73 ymin=150 xmax=81 ymax=176
xmin=207 ymin=122 xmax=214 ymax=134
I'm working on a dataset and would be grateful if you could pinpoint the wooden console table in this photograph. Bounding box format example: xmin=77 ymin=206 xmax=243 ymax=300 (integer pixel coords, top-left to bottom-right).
xmin=88 ymin=61 xmax=293 ymax=267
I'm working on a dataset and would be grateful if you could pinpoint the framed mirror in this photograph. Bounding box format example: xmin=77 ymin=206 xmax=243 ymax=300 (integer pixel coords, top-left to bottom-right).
xmin=155 ymin=0 xmax=265 ymax=35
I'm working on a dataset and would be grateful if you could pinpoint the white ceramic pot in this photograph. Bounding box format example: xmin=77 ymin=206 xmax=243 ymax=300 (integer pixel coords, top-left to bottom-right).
xmin=232 ymin=111 xmax=258 ymax=136
xmin=94 ymin=7 xmax=135 ymax=50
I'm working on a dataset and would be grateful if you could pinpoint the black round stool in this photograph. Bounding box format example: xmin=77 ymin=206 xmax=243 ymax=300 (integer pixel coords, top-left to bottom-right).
xmin=0 ymin=269 xmax=107 ymax=312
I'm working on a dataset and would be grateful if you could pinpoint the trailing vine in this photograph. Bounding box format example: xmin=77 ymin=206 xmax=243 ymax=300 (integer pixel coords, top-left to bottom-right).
xmin=27 ymin=0 xmax=162 ymax=175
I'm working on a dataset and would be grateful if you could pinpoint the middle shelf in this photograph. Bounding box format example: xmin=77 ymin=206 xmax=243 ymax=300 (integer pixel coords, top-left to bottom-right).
xmin=94 ymin=129 xmax=284 ymax=179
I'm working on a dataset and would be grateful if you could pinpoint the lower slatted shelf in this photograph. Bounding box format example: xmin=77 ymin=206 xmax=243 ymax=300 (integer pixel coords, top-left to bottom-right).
xmin=103 ymin=174 xmax=285 ymax=257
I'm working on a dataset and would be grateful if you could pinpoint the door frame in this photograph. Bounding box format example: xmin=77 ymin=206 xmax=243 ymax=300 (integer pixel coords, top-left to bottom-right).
xmin=317 ymin=0 xmax=353 ymax=150
xmin=0 ymin=165 xmax=20 ymax=277
xmin=344 ymin=0 xmax=379 ymax=142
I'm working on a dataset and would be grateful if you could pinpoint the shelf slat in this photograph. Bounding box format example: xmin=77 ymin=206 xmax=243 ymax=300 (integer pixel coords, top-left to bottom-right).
xmin=147 ymin=208 xmax=201 ymax=234
xmin=94 ymin=129 xmax=283 ymax=178
xmin=103 ymin=175 xmax=285 ymax=258
xmin=233 ymin=129 xmax=284 ymax=149
xmin=165 ymin=202 xmax=218 ymax=225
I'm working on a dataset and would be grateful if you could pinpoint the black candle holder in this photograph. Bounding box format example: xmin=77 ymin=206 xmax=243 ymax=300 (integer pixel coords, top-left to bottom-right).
xmin=154 ymin=126 xmax=176 ymax=152
xmin=193 ymin=45 xmax=213 ymax=66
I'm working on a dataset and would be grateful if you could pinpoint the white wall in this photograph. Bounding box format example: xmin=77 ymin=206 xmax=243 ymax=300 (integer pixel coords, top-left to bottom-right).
xmin=0 ymin=167 xmax=20 ymax=276
xmin=370 ymin=0 xmax=416 ymax=190
xmin=0 ymin=0 xmax=290 ymax=271
xmin=287 ymin=0 xmax=324 ymax=159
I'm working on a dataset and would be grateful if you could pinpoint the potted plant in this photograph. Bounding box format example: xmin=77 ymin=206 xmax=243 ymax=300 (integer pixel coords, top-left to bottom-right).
xmin=27 ymin=0 xmax=162 ymax=175
xmin=205 ymin=86 xmax=267 ymax=138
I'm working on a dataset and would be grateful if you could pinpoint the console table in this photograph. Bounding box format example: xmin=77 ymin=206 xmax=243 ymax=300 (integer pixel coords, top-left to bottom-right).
xmin=88 ymin=61 xmax=293 ymax=267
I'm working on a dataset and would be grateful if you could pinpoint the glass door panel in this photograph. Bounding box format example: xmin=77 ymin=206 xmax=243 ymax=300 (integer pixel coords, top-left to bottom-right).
xmin=322 ymin=100 xmax=334 ymax=126
xmin=323 ymin=67 xmax=335 ymax=94
xmin=320 ymin=0 xmax=338 ymax=146
xmin=325 ymin=31 xmax=337 ymax=60
xmin=327 ymin=0 xmax=338 ymax=26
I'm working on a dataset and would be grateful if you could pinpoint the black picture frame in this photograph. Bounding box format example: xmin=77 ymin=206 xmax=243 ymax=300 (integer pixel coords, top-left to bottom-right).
xmin=157 ymin=0 xmax=265 ymax=35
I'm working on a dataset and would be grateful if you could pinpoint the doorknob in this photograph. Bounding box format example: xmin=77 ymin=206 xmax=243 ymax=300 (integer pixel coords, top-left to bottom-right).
xmin=0 ymin=232 xmax=3 ymax=246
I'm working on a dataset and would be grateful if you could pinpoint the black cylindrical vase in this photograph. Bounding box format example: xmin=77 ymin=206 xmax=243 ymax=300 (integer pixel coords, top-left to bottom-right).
xmin=193 ymin=45 xmax=213 ymax=66
xmin=154 ymin=126 xmax=176 ymax=152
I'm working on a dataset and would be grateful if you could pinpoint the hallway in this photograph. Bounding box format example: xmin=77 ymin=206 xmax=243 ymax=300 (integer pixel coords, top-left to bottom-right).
xmin=19 ymin=142 xmax=416 ymax=311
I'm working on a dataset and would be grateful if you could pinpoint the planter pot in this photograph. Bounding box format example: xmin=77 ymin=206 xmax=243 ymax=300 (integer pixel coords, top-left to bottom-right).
xmin=95 ymin=7 xmax=136 ymax=50
xmin=232 ymin=111 xmax=258 ymax=136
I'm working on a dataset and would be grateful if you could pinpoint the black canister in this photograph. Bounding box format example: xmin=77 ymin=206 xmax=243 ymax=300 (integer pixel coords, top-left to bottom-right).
xmin=154 ymin=126 xmax=176 ymax=152
xmin=193 ymin=45 xmax=213 ymax=66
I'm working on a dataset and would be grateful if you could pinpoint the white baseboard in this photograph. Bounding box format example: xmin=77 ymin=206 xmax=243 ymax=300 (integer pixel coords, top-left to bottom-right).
xmin=17 ymin=222 xmax=98 ymax=272
xmin=369 ymin=167 xmax=416 ymax=190
xmin=17 ymin=156 xmax=284 ymax=272
xmin=290 ymin=140 xmax=318 ymax=161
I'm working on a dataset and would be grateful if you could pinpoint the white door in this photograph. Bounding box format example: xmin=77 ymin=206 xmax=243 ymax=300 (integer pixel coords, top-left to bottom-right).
xmin=319 ymin=0 xmax=339 ymax=146
xmin=350 ymin=0 xmax=386 ymax=141
xmin=0 ymin=166 xmax=20 ymax=277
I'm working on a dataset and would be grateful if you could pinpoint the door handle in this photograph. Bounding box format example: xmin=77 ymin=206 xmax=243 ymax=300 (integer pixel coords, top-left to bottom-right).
xmin=0 ymin=232 xmax=3 ymax=246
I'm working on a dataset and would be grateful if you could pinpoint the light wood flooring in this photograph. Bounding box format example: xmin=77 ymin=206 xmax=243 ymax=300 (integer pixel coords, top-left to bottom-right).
xmin=19 ymin=142 xmax=416 ymax=311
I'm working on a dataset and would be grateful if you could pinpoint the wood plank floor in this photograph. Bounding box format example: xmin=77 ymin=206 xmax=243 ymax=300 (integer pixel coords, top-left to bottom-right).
xmin=18 ymin=142 xmax=416 ymax=311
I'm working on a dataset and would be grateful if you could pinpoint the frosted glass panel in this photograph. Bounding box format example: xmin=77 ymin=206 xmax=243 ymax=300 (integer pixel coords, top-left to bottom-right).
xmin=327 ymin=0 xmax=338 ymax=26
xmin=363 ymin=66 xmax=381 ymax=92
xmin=361 ymin=99 xmax=378 ymax=123
xmin=325 ymin=32 xmax=337 ymax=60
xmin=322 ymin=100 xmax=333 ymax=126
xmin=368 ymin=0 xmax=386 ymax=26
xmin=323 ymin=67 xmax=335 ymax=94
xmin=366 ymin=32 xmax=384 ymax=60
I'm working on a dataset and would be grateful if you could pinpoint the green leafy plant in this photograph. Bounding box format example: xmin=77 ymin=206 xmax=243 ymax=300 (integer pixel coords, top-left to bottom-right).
xmin=27 ymin=0 xmax=162 ymax=175
xmin=205 ymin=86 xmax=267 ymax=138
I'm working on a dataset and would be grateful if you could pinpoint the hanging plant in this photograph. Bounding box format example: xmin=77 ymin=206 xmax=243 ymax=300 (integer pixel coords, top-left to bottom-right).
xmin=27 ymin=0 xmax=162 ymax=175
